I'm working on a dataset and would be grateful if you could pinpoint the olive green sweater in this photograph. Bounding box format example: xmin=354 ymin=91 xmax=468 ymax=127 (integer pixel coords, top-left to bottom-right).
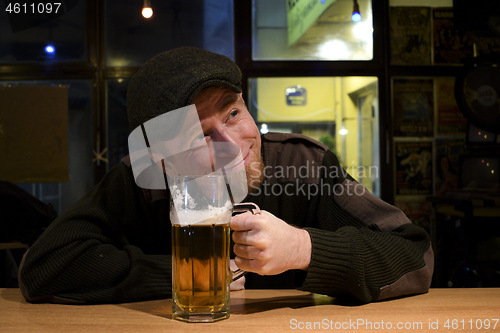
xmin=19 ymin=133 xmax=433 ymax=304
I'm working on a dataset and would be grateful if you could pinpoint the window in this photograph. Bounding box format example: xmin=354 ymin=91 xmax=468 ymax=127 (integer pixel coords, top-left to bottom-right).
xmin=105 ymin=0 xmax=234 ymax=66
xmin=0 ymin=0 xmax=87 ymax=63
xmin=248 ymin=76 xmax=380 ymax=195
xmin=253 ymin=0 xmax=373 ymax=60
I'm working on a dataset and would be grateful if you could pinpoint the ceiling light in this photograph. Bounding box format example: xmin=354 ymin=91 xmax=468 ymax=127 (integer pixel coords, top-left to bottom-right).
xmin=142 ymin=0 xmax=153 ymax=19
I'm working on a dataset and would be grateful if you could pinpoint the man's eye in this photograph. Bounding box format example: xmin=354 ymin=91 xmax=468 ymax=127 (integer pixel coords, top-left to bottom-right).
xmin=228 ymin=110 xmax=238 ymax=119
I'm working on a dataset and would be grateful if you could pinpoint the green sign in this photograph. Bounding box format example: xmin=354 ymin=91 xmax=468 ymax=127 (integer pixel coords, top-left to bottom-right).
xmin=286 ymin=0 xmax=338 ymax=46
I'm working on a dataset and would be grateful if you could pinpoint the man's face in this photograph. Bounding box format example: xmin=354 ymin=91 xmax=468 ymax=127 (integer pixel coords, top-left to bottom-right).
xmin=193 ymin=86 xmax=265 ymax=192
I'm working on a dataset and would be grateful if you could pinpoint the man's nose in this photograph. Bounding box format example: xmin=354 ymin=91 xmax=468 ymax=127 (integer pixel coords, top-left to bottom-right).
xmin=208 ymin=128 xmax=240 ymax=162
xmin=211 ymin=126 xmax=235 ymax=144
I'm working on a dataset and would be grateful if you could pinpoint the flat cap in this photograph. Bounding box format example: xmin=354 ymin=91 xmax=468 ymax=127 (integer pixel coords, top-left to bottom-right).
xmin=126 ymin=46 xmax=242 ymax=131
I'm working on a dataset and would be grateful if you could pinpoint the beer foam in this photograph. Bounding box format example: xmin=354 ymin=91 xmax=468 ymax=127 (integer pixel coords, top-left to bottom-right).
xmin=173 ymin=206 xmax=232 ymax=226
xmin=170 ymin=188 xmax=232 ymax=226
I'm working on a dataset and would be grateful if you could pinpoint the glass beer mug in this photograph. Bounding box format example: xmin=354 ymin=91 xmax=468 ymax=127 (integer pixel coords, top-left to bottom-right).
xmin=169 ymin=175 xmax=259 ymax=322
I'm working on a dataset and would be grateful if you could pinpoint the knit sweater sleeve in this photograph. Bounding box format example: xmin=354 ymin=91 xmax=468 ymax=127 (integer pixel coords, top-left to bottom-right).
xmin=18 ymin=163 xmax=171 ymax=304
xmin=299 ymin=151 xmax=434 ymax=303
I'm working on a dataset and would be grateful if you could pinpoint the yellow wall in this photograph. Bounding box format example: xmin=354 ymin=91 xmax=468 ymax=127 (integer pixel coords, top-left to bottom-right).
xmin=256 ymin=77 xmax=336 ymax=122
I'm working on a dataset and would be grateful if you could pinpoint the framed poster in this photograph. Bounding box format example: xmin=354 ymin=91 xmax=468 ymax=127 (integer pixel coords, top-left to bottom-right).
xmin=393 ymin=79 xmax=434 ymax=137
xmin=389 ymin=7 xmax=432 ymax=65
xmin=435 ymin=77 xmax=467 ymax=135
xmin=434 ymin=138 xmax=464 ymax=196
xmin=395 ymin=140 xmax=433 ymax=195
xmin=432 ymin=8 xmax=473 ymax=65
xmin=395 ymin=196 xmax=433 ymax=232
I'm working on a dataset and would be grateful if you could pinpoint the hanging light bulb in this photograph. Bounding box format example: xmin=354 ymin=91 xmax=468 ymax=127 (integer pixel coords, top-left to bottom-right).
xmin=142 ymin=0 xmax=153 ymax=19
xmin=351 ymin=0 xmax=361 ymax=22
xmin=44 ymin=44 xmax=55 ymax=54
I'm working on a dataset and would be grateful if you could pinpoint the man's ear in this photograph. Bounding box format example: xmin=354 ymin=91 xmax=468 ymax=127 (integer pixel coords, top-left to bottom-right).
xmin=238 ymin=92 xmax=245 ymax=104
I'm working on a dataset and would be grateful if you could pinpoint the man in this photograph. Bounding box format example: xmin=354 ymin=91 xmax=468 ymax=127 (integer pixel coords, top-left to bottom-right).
xmin=19 ymin=47 xmax=433 ymax=304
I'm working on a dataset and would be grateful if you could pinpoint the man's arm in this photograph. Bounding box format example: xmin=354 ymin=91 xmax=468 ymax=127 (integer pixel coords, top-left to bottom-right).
xmin=18 ymin=163 xmax=171 ymax=304
xmin=231 ymin=150 xmax=433 ymax=303
xmin=302 ymin=150 xmax=433 ymax=302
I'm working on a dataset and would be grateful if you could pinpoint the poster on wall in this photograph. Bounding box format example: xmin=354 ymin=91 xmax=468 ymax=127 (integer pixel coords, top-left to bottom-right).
xmin=432 ymin=8 xmax=474 ymax=64
xmin=389 ymin=7 xmax=432 ymax=65
xmin=395 ymin=141 xmax=433 ymax=195
xmin=393 ymin=79 xmax=434 ymax=137
xmin=474 ymin=35 xmax=500 ymax=56
xmin=434 ymin=138 xmax=464 ymax=197
xmin=0 ymin=85 xmax=69 ymax=183
xmin=395 ymin=196 xmax=433 ymax=232
xmin=435 ymin=78 xmax=467 ymax=135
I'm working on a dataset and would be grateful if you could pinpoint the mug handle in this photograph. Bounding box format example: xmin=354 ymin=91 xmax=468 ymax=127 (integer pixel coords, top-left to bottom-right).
xmin=231 ymin=202 xmax=261 ymax=281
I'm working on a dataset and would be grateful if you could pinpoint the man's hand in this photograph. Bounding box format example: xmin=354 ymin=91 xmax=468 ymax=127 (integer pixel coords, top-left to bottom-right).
xmin=231 ymin=210 xmax=311 ymax=275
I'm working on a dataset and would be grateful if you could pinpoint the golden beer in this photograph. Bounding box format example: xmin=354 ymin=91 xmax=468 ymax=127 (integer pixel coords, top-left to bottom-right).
xmin=171 ymin=222 xmax=231 ymax=322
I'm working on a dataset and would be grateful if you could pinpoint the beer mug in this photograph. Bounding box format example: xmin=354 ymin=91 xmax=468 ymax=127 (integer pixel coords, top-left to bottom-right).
xmin=169 ymin=175 xmax=259 ymax=322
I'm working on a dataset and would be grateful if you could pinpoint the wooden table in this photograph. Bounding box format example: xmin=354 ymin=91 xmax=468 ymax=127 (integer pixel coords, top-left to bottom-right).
xmin=1 ymin=288 xmax=499 ymax=332
xmin=0 ymin=241 xmax=29 ymax=250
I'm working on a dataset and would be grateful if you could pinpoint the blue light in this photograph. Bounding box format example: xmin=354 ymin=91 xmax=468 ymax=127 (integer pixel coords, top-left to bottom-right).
xmin=351 ymin=12 xmax=361 ymax=22
xmin=45 ymin=45 xmax=55 ymax=54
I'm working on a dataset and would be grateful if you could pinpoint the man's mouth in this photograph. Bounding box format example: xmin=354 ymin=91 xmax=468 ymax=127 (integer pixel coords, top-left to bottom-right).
xmin=243 ymin=151 xmax=251 ymax=165
xmin=242 ymin=145 xmax=255 ymax=166
xmin=228 ymin=154 xmax=246 ymax=171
